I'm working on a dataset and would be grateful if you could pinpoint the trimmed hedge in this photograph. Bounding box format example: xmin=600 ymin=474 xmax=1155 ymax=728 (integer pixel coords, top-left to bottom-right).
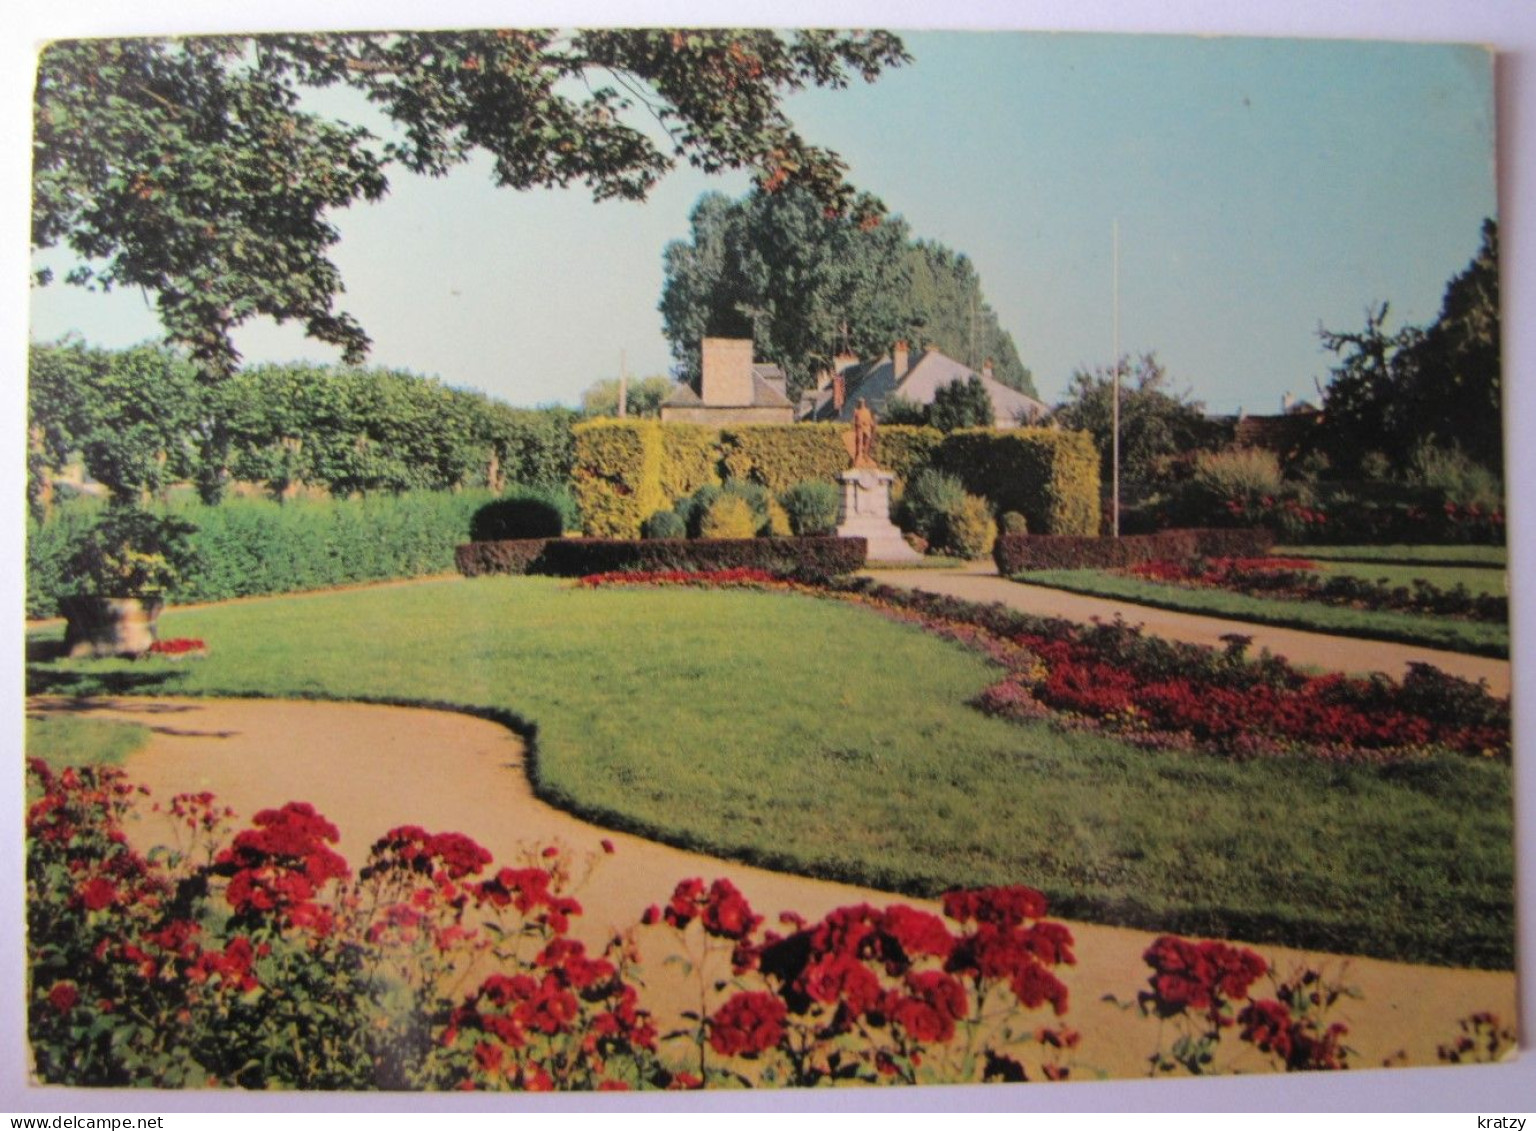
xmin=573 ymin=420 xmax=1101 ymax=540
xmin=571 ymin=420 xmax=666 ymax=539
xmin=720 ymin=424 xmax=848 ymax=492
xmin=27 ymin=492 xmax=495 ymax=616
xmin=658 ymin=423 xmax=722 ymax=502
xmin=456 ymin=535 xmax=868 ymax=581
xmin=994 ymin=528 xmax=1276 ymax=574
xmin=931 ymin=429 xmax=1101 ymax=536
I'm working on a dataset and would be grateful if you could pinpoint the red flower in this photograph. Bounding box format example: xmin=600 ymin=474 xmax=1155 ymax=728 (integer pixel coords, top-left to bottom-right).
xmin=708 ymin=991 xmax=787 ymax=1057
xmin=47 ymin=982 xmax=79 ymax=1013
xmin=701 ymin=878 xmax=761 ymax=941
xmin=77 ymin=876 xmax=118 ymax=911
xmin=887 ymin=970 xmax=968 ymax=1042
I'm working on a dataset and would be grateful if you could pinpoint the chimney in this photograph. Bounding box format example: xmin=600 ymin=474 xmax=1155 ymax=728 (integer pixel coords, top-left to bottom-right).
xmin=1282 ymin=391 xmax=1295 ymax=413
xmin=700 ymin=337 xmax=754 ymax=406
xmin=893 ymin=340 xmax=909 ymax=380
xmin=832 ymin=373 xmax=846 ymax=412
xmin=982 ymin=358 xmax=994 ymax=382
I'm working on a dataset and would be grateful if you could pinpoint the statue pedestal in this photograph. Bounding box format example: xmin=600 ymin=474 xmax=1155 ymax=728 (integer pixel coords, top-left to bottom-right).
xmin=836 ymin=468 xmax=924 ymax=564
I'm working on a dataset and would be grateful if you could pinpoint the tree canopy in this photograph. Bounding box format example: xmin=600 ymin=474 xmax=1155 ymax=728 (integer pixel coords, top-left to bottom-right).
xmin=659 ymin=187 xmax=1034 ymax=402
xmin=32 ymin=30 xmax=910 ymax=380
xmin=28 ymin=341 xmax=578 ymax=504
xmin=1052 ymin=353 xmax=1222 ymax=487
xmin=578 ymin=375 xmax=675 ymax=418
xmin=1316 ymin=219 xmax=1502 ymax=476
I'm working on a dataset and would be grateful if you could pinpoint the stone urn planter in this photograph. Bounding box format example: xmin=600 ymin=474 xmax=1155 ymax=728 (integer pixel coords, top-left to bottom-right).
xmin=59 ymin=595 xmax=165 ymax=658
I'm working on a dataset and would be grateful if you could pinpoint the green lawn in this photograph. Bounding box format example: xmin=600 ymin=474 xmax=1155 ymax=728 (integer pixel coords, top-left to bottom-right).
xmin=1311 ymin=559 xmax=1506 ymax=597
xmin=25 ymin=576 xmax=1514 ymax=968
xmin=1013 ymin=570 xmax=1508 ymax=658
xmin=25 ymin=714 xmax=150 ymax=772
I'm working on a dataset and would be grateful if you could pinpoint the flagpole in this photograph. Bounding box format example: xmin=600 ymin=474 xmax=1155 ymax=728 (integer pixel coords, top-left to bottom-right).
xmin=1112 ymin=219 xmax=1121 ymax=539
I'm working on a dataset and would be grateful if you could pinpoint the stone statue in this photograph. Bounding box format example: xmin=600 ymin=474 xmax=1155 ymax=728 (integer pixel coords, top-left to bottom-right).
xmin=850 ymin=397 xmax=877 ymax=468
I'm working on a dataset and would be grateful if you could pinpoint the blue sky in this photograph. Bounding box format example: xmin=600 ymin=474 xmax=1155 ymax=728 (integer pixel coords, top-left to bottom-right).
xmin=24 ymin=28 xmax=1496 ymax=415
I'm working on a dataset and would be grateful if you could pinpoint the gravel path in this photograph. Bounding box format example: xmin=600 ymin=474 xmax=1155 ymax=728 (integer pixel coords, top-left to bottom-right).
xmin=864 ymin=563 xmax=1511 ymax=695
xmin=26 ymin=694 xmax=1516 ymax=1082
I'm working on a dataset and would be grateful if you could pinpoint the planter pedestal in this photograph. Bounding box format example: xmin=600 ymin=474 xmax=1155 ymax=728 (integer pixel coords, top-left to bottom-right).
xmin=59 ymin=596 xmax=164 ymax=658
xmin=836 ymin=469 xmax=924 ymax=564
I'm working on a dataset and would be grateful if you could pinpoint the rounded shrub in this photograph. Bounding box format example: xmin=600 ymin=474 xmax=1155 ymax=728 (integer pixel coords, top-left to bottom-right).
xmin=469 ymin=492 xmax=565 ymax=541
xmin=778 ymin=480 xmax=840 ymax=536
xmin=766 ymin=500 xmax=793 ymax=538
xmin=698 ymin=494 xmax=758 ymax=539
xmin=999 ymin=510 xmax=1029 ymax=536
xmin=897 ymin=469 xmax=967 ymax=545
xmin=946 ymin=494 xmax=998 ymax=559
xmin=641 ymin=509 xmax=686 ymax=540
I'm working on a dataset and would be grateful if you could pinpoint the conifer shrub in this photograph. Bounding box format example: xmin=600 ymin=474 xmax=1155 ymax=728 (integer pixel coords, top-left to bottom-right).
xmin=642 ymin=510 xmax=686 ymax=540
xmin=699 ymin=495 xmax=758 ymax=540
xmin=897 ymin=470 xmax=968 ymax=547
xmin=946 ymin=494 xmax=998 ymax=559
xmin=1000 ymin=511 xmax=1029 ymax=536
xmin=778 ymin=481 xmax=841 ymax=536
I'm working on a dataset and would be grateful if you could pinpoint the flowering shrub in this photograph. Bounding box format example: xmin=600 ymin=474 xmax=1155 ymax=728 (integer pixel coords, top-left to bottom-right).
xmin=1123 ymin=557 xmax=1506 ymax=624
xmin=645 ymin=877 xmax=1079 ymax=1085
xmin=1133 ymin=934 xmax=1354 ymax=1075
xmin=27 ymin=761 xmax=1081 ymax=1090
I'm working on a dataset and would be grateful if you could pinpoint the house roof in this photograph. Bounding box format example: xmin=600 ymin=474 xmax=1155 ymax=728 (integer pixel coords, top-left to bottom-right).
xmin=660 ymin=365 xmax=794 ymax=409
xmin=804 ymin=347 xmax=1050 ymax=427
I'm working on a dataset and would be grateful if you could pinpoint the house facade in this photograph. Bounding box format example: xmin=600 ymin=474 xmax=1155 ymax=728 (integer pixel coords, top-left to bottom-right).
xmin=798 ymin=342 xmax=1051 ymax=428
xmin=659 ymin=338 xmax=796 ymax=425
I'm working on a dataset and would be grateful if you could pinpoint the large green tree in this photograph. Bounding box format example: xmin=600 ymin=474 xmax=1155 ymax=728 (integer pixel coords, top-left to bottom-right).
xmin=659 ymin=187 xmax=1034 ymax=401
xmin=1052 ymin=353 xmax=1223 ymax=488
xmin=32 ymin=30 xmax=908 ymax=495
xmin=1316 ymin=220 xmax=1502 ymax=476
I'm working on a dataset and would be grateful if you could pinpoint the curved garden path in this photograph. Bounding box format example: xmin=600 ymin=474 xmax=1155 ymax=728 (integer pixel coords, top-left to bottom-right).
xmin=26 ymin=694 xmax=1515 ymax=1082
xmin=863 ymin=563 xmax=1510 ymax=695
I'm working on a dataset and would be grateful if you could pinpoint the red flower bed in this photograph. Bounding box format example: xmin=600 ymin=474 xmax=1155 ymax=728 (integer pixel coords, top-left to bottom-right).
xmin=1123 ymin=557 xmax=1506 ymax=623
xmin=26 ymin=761 xmax=1083 ymax=1089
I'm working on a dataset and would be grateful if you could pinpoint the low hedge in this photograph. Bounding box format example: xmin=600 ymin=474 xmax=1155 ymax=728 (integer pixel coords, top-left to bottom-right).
xmin=994 ymin=528 xmax=1275 ymax=574
xmin=456 ymin=536 xmax=867 ymax=581
xmin=28 ymin=492 xmax=493 ymax=616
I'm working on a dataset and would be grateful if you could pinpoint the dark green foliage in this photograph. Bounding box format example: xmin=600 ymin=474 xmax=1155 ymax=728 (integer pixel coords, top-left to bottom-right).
xmin=469 ymin=492 xmax=566 ymax=542
xmin=928 ymin=376 xmax=995 ymax=432
xmin=61 ymin=505 xmax=199 ymax=599
xmin=676 ymin=481 xmax=772 ymax=537
xmin=660 ymin=188 xmax=1036 ymax=402
xmin=895 ymin=469 xmax=967 ymax=546
xmin=28 ymin=340 xmax=205 ymax=505
xmin=455 ymin=535 xmax=867 ymax=580
xmin=220 ymin=364 xmax=576 ymax=497
xmin=28 ymin=492 xmax=492 ymax=612
xmin=1316 ymin=221 xmax=1502 ymax=477
xmin=999 ymin=511 xmax=1029 ymax=536
xmin=34 ymin=32 xmax=908 ymax=379
xmin=878 ymin=396 xmax=929 ymax=426
xmin=930 ymin=429 xmax=1101 ymax=536
xmin=1051 ymin=353 xmax=1224 ymax=489
xmin=778 ymin=481 xmax=840 ymax=536
xmin=642 ymin=510 xmax=686 ymax=540
xmin=993 ymin=528 xmax=1275 ymax=574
